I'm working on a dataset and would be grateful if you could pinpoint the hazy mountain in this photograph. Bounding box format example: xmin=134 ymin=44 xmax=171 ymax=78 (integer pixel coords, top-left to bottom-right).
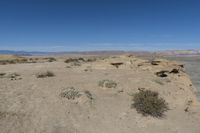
xmin=0 ymin=50 xmax=200 ymax=56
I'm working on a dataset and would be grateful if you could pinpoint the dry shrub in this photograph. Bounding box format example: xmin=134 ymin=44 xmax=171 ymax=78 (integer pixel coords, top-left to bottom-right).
xmin=60 ymin=87 xmax=82 ymax=100
xmin=0 ymin=73 xmax=6 ymax=77
xmin=132 ymin=88 xmax=168 ymax=117
xmin=65 ymin=58 xmax=84 ymax=63
xmin=98 ymin=79 xmax=117 ymax=88
xmin=47 ymin=57 xmax=56 ymax=62
xmin=84 ymin=90 xmax=94 ymax=100
xmin=36 ymin=71 xmax=55 ymax=78
xmin=7 ymin=73 xmax=21 ymax=80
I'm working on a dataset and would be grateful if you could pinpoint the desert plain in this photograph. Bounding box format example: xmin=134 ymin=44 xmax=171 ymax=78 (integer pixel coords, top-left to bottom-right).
xmin=0 ymin=54 xmax=200 ymax=133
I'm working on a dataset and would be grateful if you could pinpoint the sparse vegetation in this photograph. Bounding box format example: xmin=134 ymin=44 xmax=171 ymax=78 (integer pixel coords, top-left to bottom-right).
xmin=71 ymin=61 xmax=81 ymax=66
xmin=132 ymin=88 xmax=168 ymax=117
xmin=98 ymin=79 xmax=117 ymax=88
xmin=0 ymin=56 xmax=59 ymax=65
xmin=0 ymin=73 xmax=6 ymax=77
xmin=65 ymin=57 xmax=96 ymax=64
xmin=65 ymin=58 xmax=84 ymax=63
xmin=184 ymin=100 xmax=193 ymax=112
xmin=36 ymin=71 xmax=55 ymax=78
xmin=0 ymin=72 xmax=22 ymax=80
xmin=0 ymin=111 xmax=23 ymax=119
xmin=0 ymin=56 xmax=30 ymax=65
xmin=64 ymin=58 xmax=83 ymax=66
xmin=7 ymin=73 xmax=21 ymax=80
xmin=85 ymin=58 xmax=96 ymax=62
xmin=84 ymin=90 xmax=94 ymax=100
xmin=66 ymin=66 xmax=71 ymax=68
xmin=60 ymin=87 xmax=82 ymax=100
xmin=47 ymin=57 xmax=56 ymax=62
xmin=84 ymin=66 xmax=92 ymax=72
xmin=0 ymin=60 xmax=16 ymax=65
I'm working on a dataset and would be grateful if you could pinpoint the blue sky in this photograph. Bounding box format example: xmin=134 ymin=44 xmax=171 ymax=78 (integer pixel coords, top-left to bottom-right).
xmin=0 ymin=0 xmax=200 ymax=51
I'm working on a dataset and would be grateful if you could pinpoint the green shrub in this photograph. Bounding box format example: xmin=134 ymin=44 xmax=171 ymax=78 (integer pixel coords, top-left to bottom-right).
xmin=36 ymin=71 xmax=55 ymax=78
xmin=98 ymin=79 xmax=117 ymax=88
xmin=132 ymin=88 xmax=168 ymax=117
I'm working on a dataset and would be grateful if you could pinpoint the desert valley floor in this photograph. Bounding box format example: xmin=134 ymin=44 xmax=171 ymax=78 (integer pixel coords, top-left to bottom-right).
xmin=0 ymin=54 xmax=200 ymax=133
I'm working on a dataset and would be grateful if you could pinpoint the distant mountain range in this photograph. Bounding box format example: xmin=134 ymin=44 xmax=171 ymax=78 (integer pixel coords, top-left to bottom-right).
xmin=0 ymin=50 xmax=200 ymax=56
xmin=0 ymin=50 xmax=149 ymax=56
xmin=0 ymin=50 xmax=51 ymax=56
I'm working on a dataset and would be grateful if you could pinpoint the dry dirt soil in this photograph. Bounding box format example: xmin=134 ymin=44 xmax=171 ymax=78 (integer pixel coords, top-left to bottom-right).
xmin=163 ymin=56 xmax=200 ymax=100
xmin=0 ymin=55 xmax=200 ymax=133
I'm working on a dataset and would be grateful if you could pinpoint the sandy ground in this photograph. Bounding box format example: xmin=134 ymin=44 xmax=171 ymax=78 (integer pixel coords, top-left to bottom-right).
xmin=0 ymin=55 xmax=200 ymax=133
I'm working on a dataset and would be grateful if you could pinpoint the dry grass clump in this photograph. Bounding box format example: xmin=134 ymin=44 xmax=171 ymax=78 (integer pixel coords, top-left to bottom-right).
xmin=60 ymin=87 xmax=82 ymax=100
xmin=0 ymin=72 xmax=22 ymax=80
xmin=0 ymin=73 xmax=6 ymax=77
xmin=84 ymin=90 xmax=94 ymax=100
xmin=8 ymin=73 xmax=20 ymax=78
xmin=132 ymin=88 xmax=168 ymax=117
xmin=82 ymin=57 xmax=98 ymax=62
xmin=71 ymin=62 xmax=81 ymax=66
xmin=64 ymin=58 xmax=83 ymax=66
xmin=0 ymin=57 xmax=29 ymax=65
xmin=65 ymin=58 xmax=84 ymax=63
xmin=0 ymin=60 xmax=16 ymax=65
xmin=0 ymin=56 xmax=58 ymax=65
xmin=47 ymin=57 xmax=57 ymax=62
xmin=64 ymin=57 xmax=97 ymax=66
xmin=98 ymin=79 xmax=117 ymax=88
xmin=7 ymin=73 xmax=21 ymax=80
xmin=36 ymin=71 xmax=55 ymax=78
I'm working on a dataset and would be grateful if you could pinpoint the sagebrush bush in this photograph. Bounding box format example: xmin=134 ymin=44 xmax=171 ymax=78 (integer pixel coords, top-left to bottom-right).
xmin=36 ymin=71 xmax=55 ymax=78
xmin=65 ymin=58 xmax=84 ymax=63
xmin=132 ymin=89 xmax=168 ymax=117
xmin=47 ymin=57 xmax=56 ymax=62
xmin=98 ymin=79 xmax=117 ymax=88
xmin=60 ymin=87 xmax=81 ymax=100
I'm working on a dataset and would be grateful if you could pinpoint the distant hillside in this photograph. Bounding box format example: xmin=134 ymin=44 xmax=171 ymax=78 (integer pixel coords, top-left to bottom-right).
xmin=0 ymin=50 xmax=200 ymax=56
xmin=157 ymin=50 xmax=200 ymax=56
xmin=0 ymin=50 xmax=52 ymax=56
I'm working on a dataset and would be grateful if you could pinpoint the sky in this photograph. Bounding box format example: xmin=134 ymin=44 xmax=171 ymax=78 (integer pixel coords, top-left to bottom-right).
xmin=0 ymin=0 xmax=200 ymax=52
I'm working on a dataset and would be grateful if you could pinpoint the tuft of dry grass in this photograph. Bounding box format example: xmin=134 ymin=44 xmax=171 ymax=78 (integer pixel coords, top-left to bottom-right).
xmin=60 ymin=87 xmax=82 ymax=100
xmin=98 ymin=79 xmax=117 ymax=88
xmin=36 ymin=71 xmax=55 ymax=78
xmin=0 ymin=73 xmax=6 ymax=77
xmin=84 ymin=90 xmax=94 ymax=100
xmin=47 ymin=57 xmax=57 ymax=62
